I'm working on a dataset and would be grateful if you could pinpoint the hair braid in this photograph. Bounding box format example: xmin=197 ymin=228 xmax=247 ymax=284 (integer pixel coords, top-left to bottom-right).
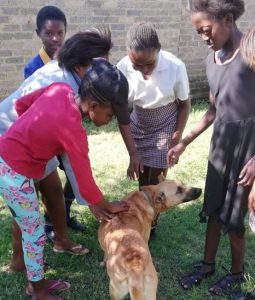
xmin=126 ymin=22 xmax=161 ymax=51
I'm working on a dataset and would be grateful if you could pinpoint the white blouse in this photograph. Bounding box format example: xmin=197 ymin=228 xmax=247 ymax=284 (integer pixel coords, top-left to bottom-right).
xmin=117 ymin=50 xmax=190 ymax=109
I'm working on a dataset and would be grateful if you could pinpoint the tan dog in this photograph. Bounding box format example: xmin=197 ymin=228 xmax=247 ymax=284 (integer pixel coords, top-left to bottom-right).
xmin=98 ymin=179 xmax=202 ymax=300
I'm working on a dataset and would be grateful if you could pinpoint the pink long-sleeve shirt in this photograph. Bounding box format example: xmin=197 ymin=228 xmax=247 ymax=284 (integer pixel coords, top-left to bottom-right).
xmin=0 ymin=82 xmax=103 ymax=204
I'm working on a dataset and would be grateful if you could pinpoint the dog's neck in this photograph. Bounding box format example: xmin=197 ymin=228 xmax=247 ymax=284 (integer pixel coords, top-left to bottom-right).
xmin=141 ymin=189 xmax=153 ymax=207
xmin=141 ymin=189 xmax=160 ymax=226
xmin=142 ymin=189 xmax=160 ymax=216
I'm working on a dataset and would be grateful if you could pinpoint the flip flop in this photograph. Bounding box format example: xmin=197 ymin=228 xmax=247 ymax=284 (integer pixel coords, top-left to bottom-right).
xmin=26 ymin=279 xmax=71 ymax=296
xmin=53 ymin=244 xmax=89 ymax=255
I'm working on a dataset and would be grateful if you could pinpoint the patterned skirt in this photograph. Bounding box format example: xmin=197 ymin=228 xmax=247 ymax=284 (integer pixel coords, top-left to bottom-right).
xmin=130 ymin=102 xmax=178 ymax=169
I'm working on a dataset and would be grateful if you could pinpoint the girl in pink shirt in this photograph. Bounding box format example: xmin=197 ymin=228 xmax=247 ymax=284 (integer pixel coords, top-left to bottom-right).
xmin=0 ymin=58 xmax=129 ymax=300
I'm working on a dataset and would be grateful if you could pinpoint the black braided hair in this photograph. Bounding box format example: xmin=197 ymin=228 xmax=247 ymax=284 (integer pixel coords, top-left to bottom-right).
xmin=126 ymin=22 xmax=161 ymax=51
xmin=79 ymin=58 xmax=128 ymax=107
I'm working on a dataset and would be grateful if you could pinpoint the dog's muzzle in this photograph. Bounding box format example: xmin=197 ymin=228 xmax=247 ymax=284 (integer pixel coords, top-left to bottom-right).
xmin=182 ymin=187 xmax=202 ymax=203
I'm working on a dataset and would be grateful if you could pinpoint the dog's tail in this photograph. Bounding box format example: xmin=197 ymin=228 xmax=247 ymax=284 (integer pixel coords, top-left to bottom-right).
xmin=126 ymin=253 xmax=157 ymax=300
xmin=128 ymin=272 xmax=144 ymax=300
xmin=128 ymin=272 xmax=157 ymax=300
xmin=125 ymin=252 xmax=144 ymax=300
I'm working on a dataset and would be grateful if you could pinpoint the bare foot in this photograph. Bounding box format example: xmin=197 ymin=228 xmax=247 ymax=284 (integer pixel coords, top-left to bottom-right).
xmin=27 ymin=279 xmax=70 ymax=298
xmin=53 ymin=238 xmax=80 ymax=251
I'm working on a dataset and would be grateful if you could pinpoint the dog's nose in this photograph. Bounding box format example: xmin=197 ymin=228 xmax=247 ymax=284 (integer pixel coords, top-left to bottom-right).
xmin=192 ymin=187 xmax=202 ymax=199
xmin=182 ymin=187 xmax=202 ymax=202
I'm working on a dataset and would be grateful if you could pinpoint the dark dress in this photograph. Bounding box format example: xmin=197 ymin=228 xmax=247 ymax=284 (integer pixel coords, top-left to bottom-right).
xmin=202 ymin=51 xmax=255 ymax=234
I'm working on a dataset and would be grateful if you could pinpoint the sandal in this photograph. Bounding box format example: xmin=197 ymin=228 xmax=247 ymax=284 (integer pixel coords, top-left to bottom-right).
xmin=53 ymin=244 xmax=89 ymax=255
xmin=209 ymin=267 xmax=245 ymax=296
xmin=180 ymin=261 xmax=215 ymax=290
xmin=26 ymin=279 xmax=71 ymax=296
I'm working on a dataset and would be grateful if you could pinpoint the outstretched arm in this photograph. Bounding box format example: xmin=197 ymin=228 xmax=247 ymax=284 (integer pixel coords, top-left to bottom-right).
xmin=118 ymin=122 xmax=144 ymax=180
xmin=170 ymin=98 xmax=191 ymax=148
xmin=167 ymin=92 xmax=216 ymax=167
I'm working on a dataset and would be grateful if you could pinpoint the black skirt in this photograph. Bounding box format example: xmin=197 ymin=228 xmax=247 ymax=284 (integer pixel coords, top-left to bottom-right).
xmin=202 ymin=117 xmax=255 ymax=234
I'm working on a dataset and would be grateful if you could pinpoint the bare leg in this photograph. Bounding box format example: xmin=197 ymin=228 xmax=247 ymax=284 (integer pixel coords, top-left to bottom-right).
xmin=229 ymin=231 xmax=245 ymax=273
xmin=180 ymin=216 xmax=221 ymax=289
xmin=29 ymin=279 xmax=65 ymax=300
xmin=138 ymin=166 xmax=167 ymax=189
xmin=201 ymin=216 xmax=222 ymax=271
xmin=208 ymin=230 xmax=245 ymax=295
xmin=39 ymin=170 xmax=77 ymax=250
xmin=9 ymin=220 xmax=25 ymax=272
xmin=63 ymin=179 xmax=74 ymax=221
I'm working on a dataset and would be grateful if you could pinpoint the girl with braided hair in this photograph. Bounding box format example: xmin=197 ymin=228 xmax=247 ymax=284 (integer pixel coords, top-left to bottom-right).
xmin=0 ymin=27 xmax=141 ymax=287
xmin=168 ymin=0 xmax=255 ymax=297
xmin=0 ymin=58 xmax=130 ymax=300
xmin=117 ymin=22 xmax=190 ymax=232
xmin=2 ymin=27 xmax=115 ymax=274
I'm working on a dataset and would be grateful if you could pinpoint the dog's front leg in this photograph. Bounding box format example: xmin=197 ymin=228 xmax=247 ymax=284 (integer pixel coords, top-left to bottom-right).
xmin=100 ymin=252 xmax=108 ymax=267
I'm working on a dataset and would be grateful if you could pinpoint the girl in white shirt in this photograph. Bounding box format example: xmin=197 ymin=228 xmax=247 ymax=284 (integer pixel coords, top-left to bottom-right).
xmin=117 ymin=22 xmax=190 ymax=184
xmin=117 ymin=22 xmax=190 ymax=232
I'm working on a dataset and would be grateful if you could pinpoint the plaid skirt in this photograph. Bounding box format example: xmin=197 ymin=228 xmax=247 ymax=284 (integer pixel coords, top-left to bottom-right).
xmin=130 ymin=102 xmax=178 ymax=168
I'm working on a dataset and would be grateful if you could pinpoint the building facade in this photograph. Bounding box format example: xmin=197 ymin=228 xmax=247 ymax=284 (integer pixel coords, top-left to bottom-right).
xmin=0 ymin=0 xmax=254 ymax=100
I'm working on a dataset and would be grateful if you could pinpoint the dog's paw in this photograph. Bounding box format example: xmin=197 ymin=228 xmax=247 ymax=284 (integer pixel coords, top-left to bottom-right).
xmin=99 ymin=261 xmax=106 ymax=268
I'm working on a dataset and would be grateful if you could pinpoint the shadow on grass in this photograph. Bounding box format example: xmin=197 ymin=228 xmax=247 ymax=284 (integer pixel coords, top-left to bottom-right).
xmin=1 ymin=180 xmax=255 ymax=299
xmin=84 ymin=100 xmax=209 ymax=136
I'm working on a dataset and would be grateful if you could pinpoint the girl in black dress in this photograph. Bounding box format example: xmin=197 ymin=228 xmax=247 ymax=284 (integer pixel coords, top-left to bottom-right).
xmin=168 ymin=0 xmax=255 ymax=297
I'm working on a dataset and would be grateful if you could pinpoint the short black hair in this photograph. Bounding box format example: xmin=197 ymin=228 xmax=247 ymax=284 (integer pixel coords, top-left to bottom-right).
xmin=126 ymin=22 xmax=161 ymax=51
xmin=58 ymin=26 xmax=112 ymax=72
xmin=189 ymin=0 xmax=245 ymax=21
xmin=36 ymin=5 xmax=67 ymax=32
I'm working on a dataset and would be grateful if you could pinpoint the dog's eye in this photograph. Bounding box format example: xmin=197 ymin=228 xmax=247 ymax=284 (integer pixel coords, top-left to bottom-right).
xmin=176 ymin=187 xmax=183 ymax=194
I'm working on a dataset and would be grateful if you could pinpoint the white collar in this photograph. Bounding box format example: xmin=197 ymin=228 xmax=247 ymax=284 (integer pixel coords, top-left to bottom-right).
xmin=126 ymin=50 xmax=167 ymax=73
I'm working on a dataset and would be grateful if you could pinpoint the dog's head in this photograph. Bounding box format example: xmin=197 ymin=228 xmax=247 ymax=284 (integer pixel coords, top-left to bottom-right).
xmin=141 ymin=179 xmax=202 ymax=213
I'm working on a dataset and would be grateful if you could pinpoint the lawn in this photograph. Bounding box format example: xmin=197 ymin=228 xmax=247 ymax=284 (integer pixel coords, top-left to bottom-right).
xmin=0 ymin=101 xmax=255 ymax=300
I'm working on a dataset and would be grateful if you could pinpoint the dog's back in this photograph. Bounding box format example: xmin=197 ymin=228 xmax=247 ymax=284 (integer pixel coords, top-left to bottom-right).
xmin=98 ymin=181 xmax=202 ymax=300
xmin=99 ymin=191 xmax=158 ymax=300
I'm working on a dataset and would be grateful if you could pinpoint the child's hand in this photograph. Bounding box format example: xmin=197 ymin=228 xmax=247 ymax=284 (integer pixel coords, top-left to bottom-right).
xmin=167 ymin=142 xmax=186 ymax=168
xmin=107 ymin=200 xmax=130 ymax=214
xmin=89 ymin=204 xmax=115 ymax=221
xmin=238 ymin=156 xmax=255 ymax=186
xmin=127 ymin=152 xmax=144 ymax=180
xmin=89 ymin=200 xmax=129 ymax=222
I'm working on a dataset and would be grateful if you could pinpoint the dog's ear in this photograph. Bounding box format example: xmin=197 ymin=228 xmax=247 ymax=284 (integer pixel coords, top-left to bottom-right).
xmin=158 ymin=173 xmax=165 ymax=183
xmin=155 ymin=191 xmax=166 ymax=204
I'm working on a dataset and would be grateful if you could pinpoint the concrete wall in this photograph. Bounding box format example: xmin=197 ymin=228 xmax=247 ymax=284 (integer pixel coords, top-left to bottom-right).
xmin=0 ymin=0 xmax=254 ymax=100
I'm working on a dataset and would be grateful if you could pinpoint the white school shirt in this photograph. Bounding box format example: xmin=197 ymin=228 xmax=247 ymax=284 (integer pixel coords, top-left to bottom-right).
xmin=117 ymin=50 xmax=190 ymax=109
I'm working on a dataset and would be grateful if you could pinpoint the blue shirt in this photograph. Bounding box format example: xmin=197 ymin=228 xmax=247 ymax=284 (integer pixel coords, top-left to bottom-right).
xmin=24 ymin=47 xmax=51 ymax=79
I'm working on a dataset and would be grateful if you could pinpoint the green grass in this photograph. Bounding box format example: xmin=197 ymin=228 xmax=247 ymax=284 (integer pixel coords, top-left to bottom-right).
xmin=1 ymin=101 xmax=255 ymax=299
